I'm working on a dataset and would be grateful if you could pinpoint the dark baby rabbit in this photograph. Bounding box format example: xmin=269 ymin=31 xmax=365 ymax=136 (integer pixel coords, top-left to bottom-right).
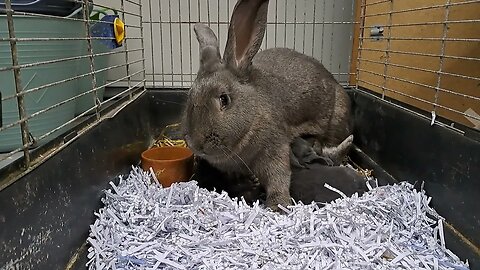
xmin=289 ymin=136 xmax=370 ymax=205
xmin=290 ymin=163 xmax=370 ymax=205
xmin=290 ymin=135 xmax=354 ymax=168
xmin=194 ymin=136 xmax=366 ymax=206
xmin=193 ymin=157 xmax=265 ymax=205
xmin=290 ymin=135 xmax=375 ymax=204
xmin=182 ymin=0 xmax=352 ymax=211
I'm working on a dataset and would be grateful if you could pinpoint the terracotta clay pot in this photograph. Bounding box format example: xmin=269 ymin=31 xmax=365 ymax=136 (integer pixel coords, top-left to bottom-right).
xmin=141 ymin=146 xmax=194 ymax=187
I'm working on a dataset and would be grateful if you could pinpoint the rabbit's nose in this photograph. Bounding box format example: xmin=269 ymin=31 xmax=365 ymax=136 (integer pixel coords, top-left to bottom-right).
xmin=185 ymin=135 xmax=200 ymax=149
xmin=185 ymin=135 xmax=206 ymax=155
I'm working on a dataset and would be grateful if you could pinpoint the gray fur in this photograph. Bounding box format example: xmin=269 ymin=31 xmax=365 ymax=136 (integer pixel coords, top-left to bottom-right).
xmin=194 ymin=24 xmax=222 ymax=73
xmin=182 ymin=0 xmax=352 ymax=211
xmin=290 ymin=135 xmax=354 ymax=168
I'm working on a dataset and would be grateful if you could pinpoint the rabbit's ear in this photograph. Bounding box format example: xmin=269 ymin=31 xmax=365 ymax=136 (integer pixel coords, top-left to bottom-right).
xmin=224 ymin=0 xmax=269 ymax=76
xmin=194 ymin=23 xmax=222 ymax=73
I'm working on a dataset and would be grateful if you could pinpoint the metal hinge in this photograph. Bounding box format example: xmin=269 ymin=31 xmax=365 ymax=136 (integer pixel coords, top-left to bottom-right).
xmin=370 ymin=25 xmax=384 ymax=41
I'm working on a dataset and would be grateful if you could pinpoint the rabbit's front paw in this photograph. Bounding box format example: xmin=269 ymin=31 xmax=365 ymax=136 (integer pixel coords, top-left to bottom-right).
xmin=266 ymin=192 xmax=292 ymax=212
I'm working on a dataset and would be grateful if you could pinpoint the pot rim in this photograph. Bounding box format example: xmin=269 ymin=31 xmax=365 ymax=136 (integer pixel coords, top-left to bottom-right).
xmin=141 ymin=146 xmax=193 ymax=163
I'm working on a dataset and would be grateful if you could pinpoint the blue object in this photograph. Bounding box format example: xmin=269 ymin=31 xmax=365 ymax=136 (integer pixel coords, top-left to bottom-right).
xmin=91 ymin=14 xmax=124 ymax=49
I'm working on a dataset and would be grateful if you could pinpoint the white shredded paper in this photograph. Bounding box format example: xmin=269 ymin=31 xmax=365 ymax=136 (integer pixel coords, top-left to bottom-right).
xmin=86 ymin=167 xmax=469 ymax=270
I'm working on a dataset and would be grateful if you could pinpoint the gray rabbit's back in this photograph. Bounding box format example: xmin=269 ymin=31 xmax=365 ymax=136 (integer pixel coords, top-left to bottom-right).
xmin=252 ymin=47 xmax=351 ymax=145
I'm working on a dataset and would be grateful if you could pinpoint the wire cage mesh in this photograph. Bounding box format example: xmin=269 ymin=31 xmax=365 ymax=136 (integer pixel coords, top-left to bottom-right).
xmin=142 ymin=0 xmax=358 ymax=88
xmin=354 ymin=0 xmax=480 ymax=133
xmin=0 ymin=0 xmax=145 ymax=179
xmin=0 ymin=0 xmax=479 ymax=185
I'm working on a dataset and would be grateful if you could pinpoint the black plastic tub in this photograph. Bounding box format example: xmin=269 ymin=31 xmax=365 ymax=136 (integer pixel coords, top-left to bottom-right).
xmin=0 ymin=89 xmax=478 ymax=269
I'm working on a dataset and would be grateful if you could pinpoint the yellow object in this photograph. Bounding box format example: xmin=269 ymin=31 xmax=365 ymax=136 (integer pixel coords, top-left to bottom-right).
xmin=152 ymin=123 xmax=187 ymax=148
xmin=113 ymin=17 xmax=125 ymax=45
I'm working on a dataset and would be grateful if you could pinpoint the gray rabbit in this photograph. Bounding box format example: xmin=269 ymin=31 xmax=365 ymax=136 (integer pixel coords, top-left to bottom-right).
xmin=182 ymin=0 xmax=352 ymax=211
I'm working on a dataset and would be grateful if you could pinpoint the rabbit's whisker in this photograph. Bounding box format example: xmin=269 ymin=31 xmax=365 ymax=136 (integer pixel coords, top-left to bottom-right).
xmin=222 ymin=145 xmax=255 ymax=177
xmin=219 ymin=146 xmax=242 ymax=169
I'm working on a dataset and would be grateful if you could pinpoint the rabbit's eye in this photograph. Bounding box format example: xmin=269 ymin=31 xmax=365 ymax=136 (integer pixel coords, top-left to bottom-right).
xmin=219 ymin=93 xmax=230 ymax=110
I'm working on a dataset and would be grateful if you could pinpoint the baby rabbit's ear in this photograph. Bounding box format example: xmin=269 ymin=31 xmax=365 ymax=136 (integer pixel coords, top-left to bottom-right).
xmin=194 ymin=23 xmax=222 ymax=73
xmin=224 ymin=0 xmax=269 ymax=77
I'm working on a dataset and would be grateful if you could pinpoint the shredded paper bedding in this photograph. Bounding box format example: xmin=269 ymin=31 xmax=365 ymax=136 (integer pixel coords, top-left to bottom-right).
xmin=86 ymin=167 xmax=469 ymax=270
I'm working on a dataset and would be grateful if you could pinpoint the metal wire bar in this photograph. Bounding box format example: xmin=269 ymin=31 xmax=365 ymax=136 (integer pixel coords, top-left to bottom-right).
xmin=179 ymin=0 xmax=184 ymax=87
xmin=123 ymin=24 xmax=142 ymax=29
xmin=1 ymin=49 xmax=144 ymax=101
xmin=168 ymin=0 xmax=174 ymax=87
xmin=354 ymin=88 xmax=465 ymax=135
xmin=188 ymin=0 xmax=194 ymax=84
xmin=0 ymin=147 xmax=24 ymax=163
xmin=0 ymin=8 xmax=138 ymax=26
xmin=82 ymin=0 xmax=100 ymax=118
xmin=381 ymin=0 xmax=393 ymax=98
xmin=146 ymin=79 xmax=361 ymax=86
xmin=217 ymin=0 xmax=220 ymax=35
xmin=207 ymin=0 xmax=211 ymax=27
xmin=301 ymin=0 xmax=306 ymax=53
xmin=227 ymin=0 xmax=230 ymax=25
xmin=357 ymin=68 xmax=480 ymax=102
xmin=310 ymin=0 xmax=316 ymax=56
xmin=158 ymin=0 xmax=166 ymax=85
xmin=0 ymin=36 xmax=143 ymax=42
xmin=293 ymin=0 xmax=297 ymax=49
xmin=263 ymin=0 xmax=267 ymax=50
xmin=1 ymin=0 xmax=143 ymax=18
xmin=320 ymin=0 xmax=326 ymax=60
xmin=357 ymin=79 xmax=480 ymax=122
xmin=0 ymin=59 xmax=145 ymax=133
xmin=29 ymin=67 xmax=145 ymax=128
xmin=147 ymin=0 xmax=155 ymax=86
xmin=106 ymin=78 xmax=146 ymax=103
xmin=0 ymin=115 xmax=28 ymax=134
xmin=359 ymin=58 xmax=480 ymax=82
xmin=283 ymin=0 xmax=287 ymax=47
xmin=355 ymin=0 xmax=367 ymax=90
xmin=35 ymin=76 xmax=146 ymax=142
xmin=433 ymin=0 xmax=451 ymax=119
xmin=361 ymin=19 xmax=480 ymax=29
xmin=360 ymin=37 xmax=480 ymax=42
xmin=362 ymin=0 xmax=390 ymax=7
xmin=138 ymin=0 xmax=147 ymax=94
xmin=4 ymin=0 xmax=31 ymax=165
xmin=362 ymin=0 xmax=480 ymax=18
xmin=360 ymin=47 xmax=480 ymax=62
xmin=346 ymin=0 xmax=356 ymax=85
xmin=124 ymin=0 xmax=141 ymax=6
xmin=72 ymin=0 xmax=143 ymax=18
xmin=329 ymin=0 xmax=335 ymax=71
xmin=146 ymin=72 xmax=354 ymax=76
xmin=121 ymin=0 xmax=133 ymax=93
xmin=0 ymin=47 xmax=142 ymax=72
xmin=275 ymin=0 xmax=278 ymax=47
xmin=141 ymin=21 xmax=357 ymax=25
xmin=0 ymin=89 xmax=103 ymax=134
